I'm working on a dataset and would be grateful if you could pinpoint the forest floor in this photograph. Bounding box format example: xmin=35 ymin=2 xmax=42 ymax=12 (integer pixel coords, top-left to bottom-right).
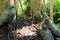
xmin=15 ymin=23 xmax=42 ymax=40
xmin=0 ymin=19 xmax=60 ymax=40
xmin=0 ymin=19 xmax=42 ymax=40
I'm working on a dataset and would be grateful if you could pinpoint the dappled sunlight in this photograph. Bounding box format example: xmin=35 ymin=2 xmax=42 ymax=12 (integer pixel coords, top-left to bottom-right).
xmin=15 ymin=23 xmax=42 ymax=37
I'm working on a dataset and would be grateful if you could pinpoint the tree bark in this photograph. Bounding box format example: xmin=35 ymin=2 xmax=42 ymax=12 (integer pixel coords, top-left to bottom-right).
xmin=0 ymin=0 xmax=9 ymax=14
xmin=50 ymin=0 xmax=53 ymax=21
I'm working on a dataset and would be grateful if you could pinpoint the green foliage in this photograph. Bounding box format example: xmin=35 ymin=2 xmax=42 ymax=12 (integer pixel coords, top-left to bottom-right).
xmin=56 ymin=23 xmax=60 ymax=28
xmin=54 ymin=0 xmax=60 ymax=12
xmin=22 ymin=1 xmax=27 ymax=13
xmin=46 ymin=0 xmax=60 ymax=28
xmin=46 ymin=0 xmax=60 ymax=14
xmin=18 ymin=1 xmax=27 ymax=19
xmin=22 ymin=1 xmax=31 ymax=13
xmin=17 ymin=1 xmax=31 ymax=19
xmin=46 ymin=3 xmax=50 ymax=16
xmin=19 ymin=1 xmax=27 ymax=13
xmin=53 ymin=0 xmax=60 ymax=28
xmin=57 ymin=18 xmax=60 ymax=21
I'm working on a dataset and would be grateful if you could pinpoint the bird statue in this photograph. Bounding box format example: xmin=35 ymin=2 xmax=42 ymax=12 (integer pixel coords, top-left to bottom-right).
xmin=0 ymin=4 xmax=16 ymax=40
xmin=0 ymin=4 xmax=16 ymax=28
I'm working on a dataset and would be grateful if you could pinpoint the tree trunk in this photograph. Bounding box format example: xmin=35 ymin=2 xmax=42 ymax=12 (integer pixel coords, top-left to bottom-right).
xmin=50 ymin=0 xmax=53 ymax=21
xmin=0 ymin=0 xmax=9 ymax=14
xmin=30 ymin=0 xmax=41 ymax=17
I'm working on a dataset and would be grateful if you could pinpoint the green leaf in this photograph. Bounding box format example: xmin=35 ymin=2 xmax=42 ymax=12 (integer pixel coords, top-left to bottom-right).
xmin=57 ymin=18 xmax=60 ymax=21
xmin=56 ymin=23 xmax=60 ymax=28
